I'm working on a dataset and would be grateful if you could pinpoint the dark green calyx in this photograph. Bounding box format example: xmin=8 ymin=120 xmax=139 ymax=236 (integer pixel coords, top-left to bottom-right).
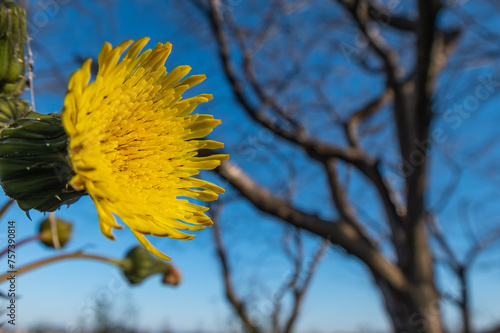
xmin=0 ymin=111 xmax=86 ymax=212
xmin=0 ymin=96 xmax=29 ymax=128
xmin=121 ymin=246 xmax=171 ymax=285
xmin=0 ymin=0 xmax=27 ymax=95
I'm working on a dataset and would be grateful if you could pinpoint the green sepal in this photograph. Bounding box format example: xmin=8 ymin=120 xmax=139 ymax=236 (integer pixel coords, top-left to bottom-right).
xmin=120 ymin=246 xmax=171 ymax=284
xmin=0 ymin=111 xmax=86 ymax=212
xmin=0 ymin=96 xmax=28 ymax=128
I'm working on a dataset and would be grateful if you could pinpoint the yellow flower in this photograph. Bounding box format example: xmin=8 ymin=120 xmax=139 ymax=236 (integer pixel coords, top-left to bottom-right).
xmin=61 ymin=37 xmax=228 ymax=260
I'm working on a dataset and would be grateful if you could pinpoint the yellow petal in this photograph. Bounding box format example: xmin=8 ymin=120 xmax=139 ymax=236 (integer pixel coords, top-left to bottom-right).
xmin=62 ymin=38 xmax=228 ymax=260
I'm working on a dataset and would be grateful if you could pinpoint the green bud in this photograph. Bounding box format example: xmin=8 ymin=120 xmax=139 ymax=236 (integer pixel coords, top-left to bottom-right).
xmin=120 ymin=246 xmax=178 ymax=285
xmin=0 ymin=0 xmax=27 ymax=95
xmin=0 ymin=96 xmax=29 ymax=128
xmin=39 ymin=216 xmax=73 ymax=248
xmin=0 ymin=111 xmax=86 ymax=212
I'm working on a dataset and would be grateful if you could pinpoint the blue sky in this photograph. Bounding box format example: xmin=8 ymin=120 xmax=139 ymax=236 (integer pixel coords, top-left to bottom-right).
xmin=1 ymin=0 xmax=500 ymax=332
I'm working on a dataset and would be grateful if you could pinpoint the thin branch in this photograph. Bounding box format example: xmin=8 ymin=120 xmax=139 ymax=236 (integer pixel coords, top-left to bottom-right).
xmin=211 ymin=204 xmax=260 ymax=333
xmin=427 ymin=213 xmax=461 ymax=272
xmin=428 ymin=210 xmax=500 ymax=333
xmin=272 ymin=228 xmax=303 ymax=333
xmin=335 ymin=0 xmax=400 ymax=80
xmin=345 ymin=84 xmax=394 ymax=147
xmin=325 ymin=159 xmax=376 ymax=247
xmin=207 ymin=0 xmax=404 ymax=249
xmin=249 ymin=0 xmax=284 ymax=53
xmin=464 ymin=226 xmax=500 ymax=267
xmin=429 ymin=149 xmax=463 ymax=213
xmin=282 ymin=239 xmax=329 ymax=333
xmin=214 ymin=159 xmax=408 ymax=293
xmin=366 ymin=0 xmax=417 ymax=32
xmin=225 ymin=8 xmax=304 ymax=131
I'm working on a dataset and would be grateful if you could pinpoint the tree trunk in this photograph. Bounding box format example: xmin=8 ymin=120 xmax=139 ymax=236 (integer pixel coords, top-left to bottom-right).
xmin=377 ymin=278 xmax=444 ymax=333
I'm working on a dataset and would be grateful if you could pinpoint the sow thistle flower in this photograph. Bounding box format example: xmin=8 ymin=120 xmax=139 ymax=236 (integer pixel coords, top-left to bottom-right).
xmin=61 ymin=38 xmax=228 ymax=260
xmin=0 ymin=37 xmax=227 ymax=260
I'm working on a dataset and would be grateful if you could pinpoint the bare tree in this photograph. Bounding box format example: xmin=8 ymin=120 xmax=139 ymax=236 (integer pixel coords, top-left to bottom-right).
xmin=211 ymin=202 xmax=328 ymax=333
xmin=26 ymin=0 xmax=500 ymax=331
xmin=178 ymin=0 xmax=500 ymax=332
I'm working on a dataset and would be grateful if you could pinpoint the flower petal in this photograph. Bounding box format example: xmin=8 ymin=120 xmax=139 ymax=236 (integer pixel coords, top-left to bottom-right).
xmin=62 ymin=38 xmax=228 ymax=260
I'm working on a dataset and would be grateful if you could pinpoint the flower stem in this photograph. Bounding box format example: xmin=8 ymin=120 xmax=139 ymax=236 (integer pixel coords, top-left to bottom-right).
xmin=0 ymin=234 xmax=40 ymax=257
xmin=0 ymin=199 xmax=14 ymax=220
xmin=0 ymin=252 xmax=122 ymax=281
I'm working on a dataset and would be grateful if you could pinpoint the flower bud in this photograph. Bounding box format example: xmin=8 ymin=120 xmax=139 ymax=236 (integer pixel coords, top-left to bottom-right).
xmin=0 ymin=96 xmax=29 ymax=128
xmin=0 ymin=111 xmax=86 ymax=212
xmin=0 ymin=0 xmax=27 ymax=95
xmin=120 ymin=246 xmax=178 ymax=285
xmin=39 ymin=216 xmax=73 ymax=248
xmin=162 ymin=263 xmax=182 ymax=286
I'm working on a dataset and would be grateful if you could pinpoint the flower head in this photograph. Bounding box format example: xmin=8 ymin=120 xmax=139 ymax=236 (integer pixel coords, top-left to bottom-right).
xmin=62 ymin=38 xmax=228 ymax=260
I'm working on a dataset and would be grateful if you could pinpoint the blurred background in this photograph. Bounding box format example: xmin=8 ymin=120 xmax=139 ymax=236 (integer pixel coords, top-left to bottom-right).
xmin=1 ymin=0 xmax=500 ymax=332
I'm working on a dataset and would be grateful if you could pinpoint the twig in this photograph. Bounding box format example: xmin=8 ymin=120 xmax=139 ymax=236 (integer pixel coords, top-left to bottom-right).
xmin=211 ymin=203 xmax=260 ymax=333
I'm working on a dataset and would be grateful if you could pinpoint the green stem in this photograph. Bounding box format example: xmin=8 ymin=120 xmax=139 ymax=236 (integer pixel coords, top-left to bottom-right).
xmin=0 ymin=252 xmax=122 ymax=281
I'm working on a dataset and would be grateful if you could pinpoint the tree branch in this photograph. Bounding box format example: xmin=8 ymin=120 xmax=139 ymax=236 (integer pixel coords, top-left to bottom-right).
xmin=335 ymin=0 xmax=400 ymax=80
xmin=366 ymin=0 xmax=417 ymax=32
xmin=345 ymin=84 xmax=394 ymax=147
xmin=226 ymin=11 xmax=303 ymax=131
xmin=207 ymin=0 xmax=404 ymax=251
xmin=325 ymin=159 xmax=377 ymax=246
xmin=214 ymin=159 xmax=408 ymax=293
xmin=282 ymin=238 xmax=329 ymax=333
xmin=211 ymin=204 xmax=260 ymax=333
